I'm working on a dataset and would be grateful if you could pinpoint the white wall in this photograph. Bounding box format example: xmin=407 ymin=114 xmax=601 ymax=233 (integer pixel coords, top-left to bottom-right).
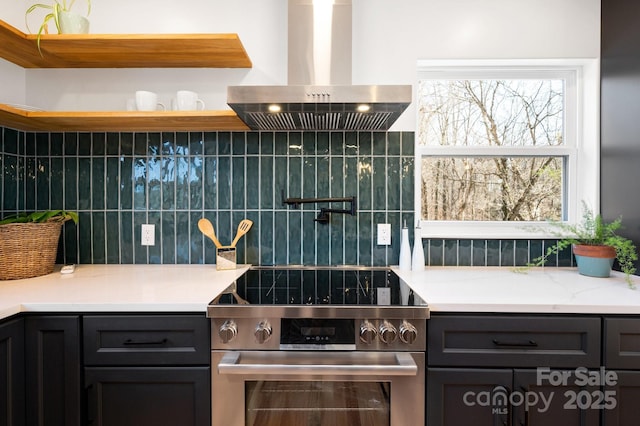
xmin=2 ymin=0 xmax=600 ymax=130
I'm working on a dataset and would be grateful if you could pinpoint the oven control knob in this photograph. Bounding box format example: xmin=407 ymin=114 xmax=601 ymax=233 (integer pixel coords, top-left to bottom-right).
xmin=359 ymin=321 xmax=377 ymax=345
xmin=218 ymin=320 xmax=237 ymax=344
xmin=399 ymin=320 xmax=418 ymax=344
xmin=254 ymin=320 xmax=272 ymax=344
xmin=379 ymin=320 xmax=398 ymax=344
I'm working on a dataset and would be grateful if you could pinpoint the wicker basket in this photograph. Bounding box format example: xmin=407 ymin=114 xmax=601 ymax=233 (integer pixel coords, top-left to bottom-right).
xmin=0 ymin=221 xmax=64 ymax=280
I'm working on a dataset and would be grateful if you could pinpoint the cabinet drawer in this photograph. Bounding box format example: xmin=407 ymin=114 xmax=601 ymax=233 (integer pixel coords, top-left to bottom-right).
xmin=604 ymin=317 xmax=640 ymax=369
xmin=428 ymin=315 xmax=601 ymax=368
xmin=83 ymin=315 xmax=209 ymax=366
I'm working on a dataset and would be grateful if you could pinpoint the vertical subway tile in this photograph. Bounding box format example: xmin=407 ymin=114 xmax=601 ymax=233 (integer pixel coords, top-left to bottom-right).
xmin=232 ymin=132 xmax=245 ymax=155
xmin=500 ymin=240 xmax=515 ymax=266
xmin=134 ymin=133 xmax=147 ymax=156
xmin=358 ymin=132 xmax=372 ymax=155
xmin=302 ymin=156 xmax=316 ymax=202
xmin=120 ymin=133 xmax=133 ymax=156
xmin=273 ymin=156 xmax=288 ymax=201
xmin=147 ymin=211 xmax=162 ymax=264
xmin=133 ymin=212 xmax=147 ymax=264
xmin=316 ymin=132 xmax=330 ymax=155
xmin=302 ymin=132 xmax=316 ymax=155
xmin=106 ymin=211 xmax=120 ymax=263
xmin=372 ymin=211 xmax=389 ymax=266
xmin=175 ymin=211 xmax=190 ymax=264
xmin=387 ymin=132 xmax=401 ymax=156
xmin=542 ymin=240 xmax=559 ymax=266
xmin=64 ymin=157 xmax=78 ymax=210
xmin=204 ymin=132 xmax=217 ymax=155
xmin=202 ymin=211 xmax=217 ymax=265
xmin=373 ymin=133 xmax=386 ymax=155
xmin=344 ymin=132 xmax=358 ymax=156
xmin=288 ymin=132 xmax=302 ymax=155
xmin=63 ymin=220 xmax=78 ymax=263
xmin=288 ymin=156 xmax=302 ymax=198
xmin=372 ymin=157 xmax=386 ymax=210
xmin=288 ymin=211 xmax=302 ymax=264
xmin=232 ymin=156 xmax=246 ymax=210
xmin=344 ymin=156 xmax=358 ymax=199
xmin=78 ymin=133 xmax=92 ymax=156
xmin=176 ymin=132 xmax=189 ymax=155
xmin=274 ymin=132 xmax=288 ymax=155
xmin=188 ymin=211 xmax=204 ymax=264
xmin=120 ymin=157 xmax=133 ymax=210
xmin=133 ymin=157 xmax=147 ymax=210
xmin=3 ymin=155 xmax=17 ymax=210
xmin=344 ymin=214 xmax=358 ymax=265
xmin=401 ymin=157 xmax=414 ymax=211
xmin=218 ymin=132 xmax=231 ymax=155
xmin=246 ymin=132 xmax=260 ymax=155
xmin=386 ymin=156 xmax=400 ymax=210
xmin=120 ymin=211 xmax=134 ymax=264
xmin=50 ymin=157 xmax=63 ymax=209
xmin=3 ymin=128 xmax=18 ymax=154
xmin=64 ymin=133 xmax=78 ymax=156
xmin=444 ymin=239 xmax=459 ymax=266
xmin=260 ymin=132 xmax=274 ymax=155
xmin=78 ymin=157 xmax=91 ymax=210
xmin=428 ymin=239 xmax=444 ymax=266
xmin=458 ymin=239 xmax=472 ymax=266
xmin=486 ymin=240 xmax=500 ymax=266
xmin=515 ymin=240 xmax=530 ymax=266
xmin=162 ymin=211 xmax=176 ymax=264
xmin=50 ymin=133 xmax=63 ymax=156
xmin=216 ymin=210 xmax=232 ymax=249
xmin=148 ymin=156 xmax=162 ymax=210
xmin=246 ymin=156 xmax=260 ymax=209
xmin=358 ymin=156 xmax=372 ymax=210
xmin=162 ymin=132 xmax=175 ymax=156
xmin=558 ymin=243 xmax=573 ymax=267
xmin=35 ymin=133 xmax=49 ymax=156
xmin=244 ymin=210 xmax=261 ymax=265
xmin=25 ymin=157 xmax=35 ymax=210
xmin=106 ymin=157 xmax=119 ymax=210
xmin=330 ymin=133 xmax=344 ymax=156
xmin=260 ymin=211 xmax=274 ymax=265
xmin=36 ymin=157 xmax=50 ymax=210
xmin=217 ymin=156 xmax=231 ymax=209
xmin=189 ymin=132 xmax=203 ymax=156
xmin=315 ymin=212 xmax=330 ymax=265
xmin=330 ymin=215 xmax=344 ymax=265
xmin=92 ymin=212 xmax=106 ymax=264
xmin=161 ymin=156 xmax=175 ymax=210
xmin=330 ymin=157 xmax=344 ymax=197
xmin=401 ymin=132 xmax=415 ymax=156
xmin=92 ymin=157 xmax=105 ymax=210
xmin=92 ymin=133 xmax=106 ymax=156
xmin=357 ymin=212 xmax=372 ymax=266
xmin=260 ymin=156 xmax=273 ymax=210
xmin=78 ymin=211 xmax=93 ymax=264
xmin=190 ymin=156 xmax=204 ymax=210
xmin=316 ymin=156 xmax=330 ymax=199
xmin=175 ymin=156 xmax=189 ymax=210
xmin=106 ymin=133 xmax=119 ymax=156
xmin=26 ymin=133 xmax=35 ymax=156
xmin=472 ymin=240 xmax=487 ymax=266
xmin=529 ymin=239 xmax=544 ymax=264
xmin=302 ymin=212 xmax=316 ymax=264
xmin=203 ymin=157 xmax=217 ymax=210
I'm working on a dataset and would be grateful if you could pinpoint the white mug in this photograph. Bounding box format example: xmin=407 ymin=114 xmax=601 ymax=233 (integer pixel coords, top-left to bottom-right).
xmin=175 ymin=90 xmax=205 ymax=111
xmin=135 ymin=91 xmax=166 ymax=111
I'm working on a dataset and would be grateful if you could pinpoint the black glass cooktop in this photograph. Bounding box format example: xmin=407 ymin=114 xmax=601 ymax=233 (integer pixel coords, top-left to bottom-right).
xmin=215 ymin=267 xmax=412 ymax=306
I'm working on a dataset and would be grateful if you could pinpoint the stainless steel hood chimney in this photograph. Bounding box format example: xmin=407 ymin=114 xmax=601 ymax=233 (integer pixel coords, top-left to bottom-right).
xmin=227 ymin=0 xmax=412 ymax=131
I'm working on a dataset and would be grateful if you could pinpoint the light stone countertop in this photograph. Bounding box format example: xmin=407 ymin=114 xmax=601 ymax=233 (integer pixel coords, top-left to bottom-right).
xmin=392 ymin=266 xmax=640 ymax=314
xmin=2 ymin=264 xmax=640 ymax=321
xmin=0 ymin=264 xmax=250 ymax=320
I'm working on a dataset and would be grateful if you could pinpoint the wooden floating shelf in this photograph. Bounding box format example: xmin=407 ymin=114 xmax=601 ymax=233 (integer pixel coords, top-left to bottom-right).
xmin=0 ymin=20 xmax=252 ymax=68
xmin=0 ymin=104 xmax=250 ymax=132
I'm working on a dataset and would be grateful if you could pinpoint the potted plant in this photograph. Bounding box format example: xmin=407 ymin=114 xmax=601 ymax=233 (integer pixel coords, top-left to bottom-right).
xmin=0 ymin=210 xmax=78 ymax=280
xmin=26 ymin=0 xmax=91 ymax=53
xmin=529 ymin=203 xmax=638 ymax=288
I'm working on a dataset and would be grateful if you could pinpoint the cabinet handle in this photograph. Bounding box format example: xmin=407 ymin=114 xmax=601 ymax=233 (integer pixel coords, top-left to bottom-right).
xmin=492 ymin=339 xmax=537 ymax=347
xmin=123 ymin=338 xmax=168 ymax=346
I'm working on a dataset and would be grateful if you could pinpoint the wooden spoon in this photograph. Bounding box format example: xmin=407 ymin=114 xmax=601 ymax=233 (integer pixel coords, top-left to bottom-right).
xmin=197 ymin=218 xmax=222 ymax=248
xmin=230 ymin=219 xmax=253 ymax=247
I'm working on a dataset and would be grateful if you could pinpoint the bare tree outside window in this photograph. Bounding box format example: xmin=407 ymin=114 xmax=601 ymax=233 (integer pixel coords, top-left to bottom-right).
xmin=418 ymin=79 xmax=565 ymax=222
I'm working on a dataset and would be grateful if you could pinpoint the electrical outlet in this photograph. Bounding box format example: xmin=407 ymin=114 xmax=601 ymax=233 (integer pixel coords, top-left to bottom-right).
xmin=141 ymin=224 xmax=155 ymax=246
xmin=377 ymin=223 xmax=391 ymax=245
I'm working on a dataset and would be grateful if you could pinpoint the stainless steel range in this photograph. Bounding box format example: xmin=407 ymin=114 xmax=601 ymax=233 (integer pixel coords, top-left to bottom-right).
xmin=207 ymin=266 xmax=429 ymax=426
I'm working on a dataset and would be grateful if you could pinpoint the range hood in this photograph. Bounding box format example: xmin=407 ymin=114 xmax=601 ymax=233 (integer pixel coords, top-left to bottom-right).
xmin=227 ymin=0 xmax=412 ymax=131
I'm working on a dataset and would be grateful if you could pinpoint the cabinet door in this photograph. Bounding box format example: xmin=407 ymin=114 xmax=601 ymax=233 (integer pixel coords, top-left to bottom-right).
xmin=25 ymin=316 xmax=81 ymax=426
xmin=603 ymin=370 xmax=640 ymax=426
xmin=427 ymin=368 xmax=512 ymax=426
xmin=85 ymin=367 xmax=210 ymax=426
xmin=0 ymin=318 xmax=25 ymax=426
xmin=513 ymin=369 xmax=600 ymax=426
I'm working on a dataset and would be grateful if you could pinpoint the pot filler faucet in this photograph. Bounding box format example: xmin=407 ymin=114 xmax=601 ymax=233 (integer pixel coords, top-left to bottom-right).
xmin=283 ymin=194 xmax=357 ymax=224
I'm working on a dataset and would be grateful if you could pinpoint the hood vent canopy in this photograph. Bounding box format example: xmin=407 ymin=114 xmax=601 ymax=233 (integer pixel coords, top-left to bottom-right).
xmin=227 ymin=0 xmax=411 ymax=131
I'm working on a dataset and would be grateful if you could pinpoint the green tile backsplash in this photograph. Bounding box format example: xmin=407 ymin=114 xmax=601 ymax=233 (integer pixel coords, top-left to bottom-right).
xmin=1 ymin=125 xmax=570 ymax=267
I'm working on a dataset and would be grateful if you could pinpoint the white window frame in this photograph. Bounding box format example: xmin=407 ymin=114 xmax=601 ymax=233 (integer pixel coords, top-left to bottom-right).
xmin=415 ymin=59 xmax=600 ymax=239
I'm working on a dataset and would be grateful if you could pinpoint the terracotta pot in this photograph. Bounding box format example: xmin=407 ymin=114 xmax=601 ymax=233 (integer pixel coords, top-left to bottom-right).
xmin=572 ymin=244 xmax=616 ymax=278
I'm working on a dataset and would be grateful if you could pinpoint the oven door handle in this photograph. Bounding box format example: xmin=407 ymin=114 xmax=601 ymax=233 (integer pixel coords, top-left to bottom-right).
xmin=217 ymin=351 xmax=418 ymax=376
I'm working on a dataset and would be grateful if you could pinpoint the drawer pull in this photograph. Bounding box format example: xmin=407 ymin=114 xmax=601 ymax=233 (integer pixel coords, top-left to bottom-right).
xmin=123 ymin=338 xmax=168 ymax=346
xmin=492 ymin=339 xmax=537 ymax=347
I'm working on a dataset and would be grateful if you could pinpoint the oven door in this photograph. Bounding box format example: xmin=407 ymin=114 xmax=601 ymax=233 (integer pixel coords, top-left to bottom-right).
xmin=211 ymin=350 xmax=425 ymax=426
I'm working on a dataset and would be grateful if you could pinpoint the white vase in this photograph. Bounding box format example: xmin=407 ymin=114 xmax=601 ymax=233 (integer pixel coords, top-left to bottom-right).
xmin=411 ymin=226 xmax=425 ymax=270
xmin=58 ymin=11 xmax=90 ymax=34
xmin=399 ymin=226 xmax=411 ymax=270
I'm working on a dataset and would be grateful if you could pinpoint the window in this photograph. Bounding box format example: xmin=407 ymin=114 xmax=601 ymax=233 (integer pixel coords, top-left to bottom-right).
xmin=415 ymin=59 xmax=599 ymax=238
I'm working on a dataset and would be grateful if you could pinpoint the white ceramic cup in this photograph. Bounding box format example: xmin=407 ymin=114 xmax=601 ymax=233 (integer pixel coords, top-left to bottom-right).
xmin=135 ymin=91 xmax=165 ymax=111
xmin=175 ymin=90 xmax=205 ymax=111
